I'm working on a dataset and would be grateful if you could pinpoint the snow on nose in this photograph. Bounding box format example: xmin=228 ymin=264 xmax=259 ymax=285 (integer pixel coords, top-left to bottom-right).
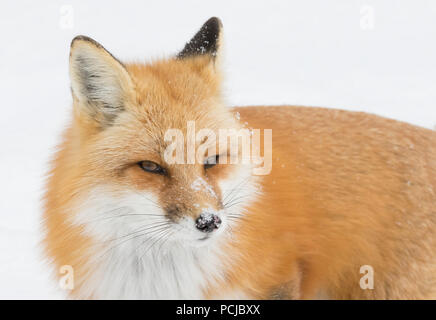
xmin=195 ymin=212 xmax=221 ymax=233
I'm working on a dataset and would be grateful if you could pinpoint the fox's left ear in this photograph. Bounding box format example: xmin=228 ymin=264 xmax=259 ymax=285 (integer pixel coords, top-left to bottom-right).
xmin=69 ymin=36 xmax=134 ymax=127
xmin=177 ymin=17 xmax=223 ymax=63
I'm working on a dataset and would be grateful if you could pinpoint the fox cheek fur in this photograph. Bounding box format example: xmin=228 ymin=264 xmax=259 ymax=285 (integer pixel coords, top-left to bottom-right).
xmin=43 ymin=17 xmax=436 ymax=300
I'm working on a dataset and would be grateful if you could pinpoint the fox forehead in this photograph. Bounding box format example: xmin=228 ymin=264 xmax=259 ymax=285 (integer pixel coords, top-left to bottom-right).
xmin=125 ymin=58 xmax=222 ymax=115
xmin=89 ymin=58 xmax=235 ymax=152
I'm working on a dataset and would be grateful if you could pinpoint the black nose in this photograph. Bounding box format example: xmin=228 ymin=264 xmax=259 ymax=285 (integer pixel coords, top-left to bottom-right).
xmin=195 ymin=213 xmax=221 ymax=233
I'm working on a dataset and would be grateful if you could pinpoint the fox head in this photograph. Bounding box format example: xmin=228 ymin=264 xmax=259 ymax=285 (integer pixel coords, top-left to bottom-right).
xmin=63 ymin=17 xmax=259 ymax=252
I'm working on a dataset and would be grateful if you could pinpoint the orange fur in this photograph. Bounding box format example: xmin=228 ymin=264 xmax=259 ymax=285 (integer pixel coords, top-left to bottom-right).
xmin=210 ymin=106 xmax=436 ymax=299
xmin=43 ymin=19 xmax=436 ymax=299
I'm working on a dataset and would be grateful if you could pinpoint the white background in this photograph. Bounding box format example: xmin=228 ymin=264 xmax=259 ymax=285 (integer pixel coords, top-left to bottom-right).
xmin=0 ymin=0 xmax=435 ymax=299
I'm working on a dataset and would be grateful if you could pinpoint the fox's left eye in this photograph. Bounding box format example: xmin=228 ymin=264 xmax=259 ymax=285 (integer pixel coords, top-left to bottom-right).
xmin=204 ymin=155 xmax=220 ymax=169
xmin=138 ymin=161 xmax=166 ymax=175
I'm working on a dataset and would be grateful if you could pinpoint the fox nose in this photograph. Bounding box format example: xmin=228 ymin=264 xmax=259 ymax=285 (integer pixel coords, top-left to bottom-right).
xmin=195 ymin=213 xmax=221 ymax=233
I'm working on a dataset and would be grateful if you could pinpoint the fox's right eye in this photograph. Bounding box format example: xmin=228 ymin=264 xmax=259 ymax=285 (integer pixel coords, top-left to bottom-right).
xmin=138 ymin=161 xmax=166 ymax=175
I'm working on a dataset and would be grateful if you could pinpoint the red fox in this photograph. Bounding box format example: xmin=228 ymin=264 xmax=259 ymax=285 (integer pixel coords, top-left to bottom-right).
xmin=43 ymin=17 xmax=436 ymax=299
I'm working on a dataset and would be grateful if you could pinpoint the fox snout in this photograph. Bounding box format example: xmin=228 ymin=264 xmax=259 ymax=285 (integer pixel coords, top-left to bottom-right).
xmin=166 ymin=202 xmax=223 ymax=233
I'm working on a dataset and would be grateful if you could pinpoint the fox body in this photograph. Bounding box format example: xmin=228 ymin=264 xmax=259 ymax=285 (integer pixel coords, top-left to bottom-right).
xmin=43 ymin=18 xmax=436 ymax=299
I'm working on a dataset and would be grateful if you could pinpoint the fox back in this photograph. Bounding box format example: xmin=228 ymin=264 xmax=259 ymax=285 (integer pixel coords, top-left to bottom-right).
xmin=43 ymin=18 xmax=436 ymax=299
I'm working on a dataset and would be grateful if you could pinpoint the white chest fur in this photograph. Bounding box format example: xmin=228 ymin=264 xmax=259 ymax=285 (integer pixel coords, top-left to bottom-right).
xmin=87 ymin=240 xmax=223 ymax=299
xmin=70 ymin=189 xmax=226 ymax=299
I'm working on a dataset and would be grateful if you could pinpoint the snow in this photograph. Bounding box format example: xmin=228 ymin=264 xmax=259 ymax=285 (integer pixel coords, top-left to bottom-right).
xmin=191 ymin=177 xmax=217 ymax=198
xmin=0 ymin=0 xmax=435 ymax=298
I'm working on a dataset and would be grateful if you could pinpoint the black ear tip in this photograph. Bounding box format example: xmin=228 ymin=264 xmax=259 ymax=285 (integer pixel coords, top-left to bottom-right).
xmin=177 ymin=17 xmax=223 ymax=59
xmin=204 ymin=17 xmax=223 ymax=29
xmin=200 ymin=17 xmax=223 ymax=40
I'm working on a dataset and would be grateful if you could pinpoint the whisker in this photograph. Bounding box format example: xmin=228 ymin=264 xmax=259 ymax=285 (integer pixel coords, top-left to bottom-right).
xmin=131 ymin=191 xmax=163 ymax=209
xmin=104 ymin=221 xmax=170 ymax=244
xmin=137 ymin=227 xmax=172 ymax=260
xmin=82 ymin=206 xmax=131 ymax=223
xmin=227 ymin=212 xmax=248 ymax=222
xmin=151 ymin=229 xmax=174 ymax=256
xmin=99 ymin=224 xmax=172 ymax=261
xmin=156 ymin=229 xmax=175 ymax=255
xmin=130 ymin=222 xmax=173 ymax=255
xmin=227 ymin=215 xmax=245 ymax=221
xmin=86 ymin=212 xmax=165 ymax=224
xmin=223 ymin=196 xmax=251 ymax=210
xmin=222 ymin=176 xmax=252 ymax=204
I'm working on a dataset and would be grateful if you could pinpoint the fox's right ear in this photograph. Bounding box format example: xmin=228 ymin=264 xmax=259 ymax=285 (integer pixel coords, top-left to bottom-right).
xmin=69 ymin=36 xmax=134 ymax=127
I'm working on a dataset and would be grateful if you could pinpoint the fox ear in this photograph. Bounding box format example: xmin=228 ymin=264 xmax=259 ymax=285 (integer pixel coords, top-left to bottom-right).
xmin=69 ymin=36 xmax=134 ymax=127
xmin=177 ymin=17 xmax=223 ymax=61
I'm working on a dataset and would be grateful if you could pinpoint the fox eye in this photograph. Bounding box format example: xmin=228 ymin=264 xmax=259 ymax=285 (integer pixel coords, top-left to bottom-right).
xmin=138 ymin=161 xmax=166 ymax=175
xmin=204 ymin=155 xmax=220 ymax=170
